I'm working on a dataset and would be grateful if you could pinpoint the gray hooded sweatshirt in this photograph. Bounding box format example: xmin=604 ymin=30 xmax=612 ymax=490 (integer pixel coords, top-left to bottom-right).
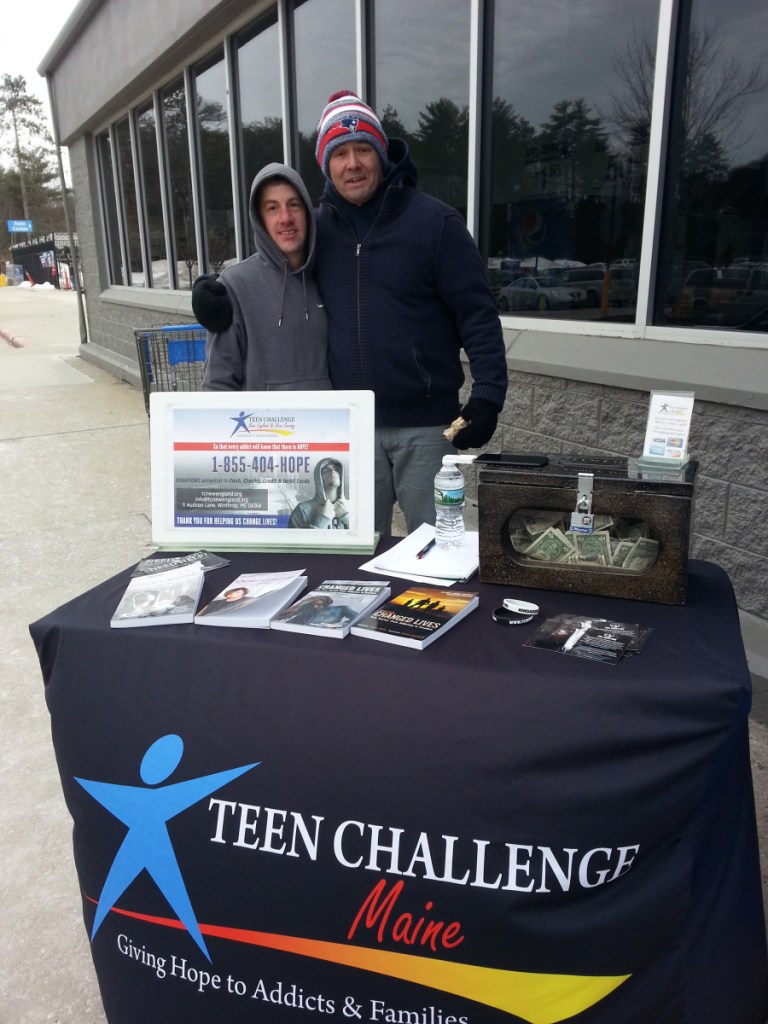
xmin=202 ymin=163 xmax=330 ymax=391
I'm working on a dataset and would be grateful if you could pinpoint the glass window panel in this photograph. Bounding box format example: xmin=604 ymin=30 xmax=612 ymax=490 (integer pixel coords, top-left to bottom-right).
xmin=115 ymin=116 xmax=144 ymax=285
xmin=293 ymin=0 xmax=356 ymax=202
xmin=97 ymin=131 xmax=124 ymax=285
xmin=656 ymin=0 xmax=768 ymax=333
xmin=137 ymin=101 xmax=168 ymax=288
xmin=194 ymin=51 xmax=236 ymax=272
xmin=236 ymin=12 xmax=283 ymax=255
xmin=489 ymin=0 xmax=659 ymax=322
xmin=161 ymin=78 xmax=197 ymax=291
xmin=375 ymin=0 xmax=470 ymax=216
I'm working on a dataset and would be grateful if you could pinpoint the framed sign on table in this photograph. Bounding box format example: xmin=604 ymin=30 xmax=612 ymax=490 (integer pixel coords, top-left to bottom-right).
xmin=149 ymin=390 xmax=376 ymax=552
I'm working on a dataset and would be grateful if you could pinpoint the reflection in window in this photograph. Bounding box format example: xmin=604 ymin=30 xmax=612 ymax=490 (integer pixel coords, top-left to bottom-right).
xmin=236 ymin=12 xmax=283 ymax=256
xmin=97 ymin=131 xmax=124 ymax=285
xmin=161 ymin=78 xmax=197 ymax=290
xmin=115 ymin=117 xmax=144 ymax=285
xmin=194 ymin=52 xmax=236 ymax=272
xmin=488 ymin=0 xmax=659 ymax=322
xmin=294 ymin=0 xmax=356 ymax=202
xmin=656 ymin=0 xmax=768 ymax=333
xmin=137 ymin=102 xmax=168 ymax=288
xmin=375 ymin=0 xmax=470 ymax=216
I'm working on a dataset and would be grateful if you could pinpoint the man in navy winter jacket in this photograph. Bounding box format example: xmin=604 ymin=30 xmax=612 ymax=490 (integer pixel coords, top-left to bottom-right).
xmin=313 ymin=92 xmax=507 ymax=535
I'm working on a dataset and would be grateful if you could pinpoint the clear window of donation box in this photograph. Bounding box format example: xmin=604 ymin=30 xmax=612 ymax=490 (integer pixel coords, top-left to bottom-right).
xmin=149 ymin=391 xmax=376 ymax=552
xmin=477 ymin=454 xmax=698 ymax=605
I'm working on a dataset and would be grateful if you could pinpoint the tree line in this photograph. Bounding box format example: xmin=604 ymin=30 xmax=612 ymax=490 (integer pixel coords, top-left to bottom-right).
xmin=0 ymin=74 xmax=69 ymax=262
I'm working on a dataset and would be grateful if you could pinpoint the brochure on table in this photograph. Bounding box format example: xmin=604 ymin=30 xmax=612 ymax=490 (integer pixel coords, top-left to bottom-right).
xmin=149 ymin=390 xmax=376 ymax=552
xmin=359 ymin=522 xmax=479 ymax=585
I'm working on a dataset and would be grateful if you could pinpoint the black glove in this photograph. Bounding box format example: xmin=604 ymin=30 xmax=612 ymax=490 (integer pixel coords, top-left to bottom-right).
xmin=192 ymin=274 xmax=233 ymax=333
xmin=451 ymin=397 xmax=499 ymax=450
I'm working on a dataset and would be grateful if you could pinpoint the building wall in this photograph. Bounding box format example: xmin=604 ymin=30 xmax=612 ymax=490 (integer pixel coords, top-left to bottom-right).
xmin=45 ymin=0 xmax=262 ymax=145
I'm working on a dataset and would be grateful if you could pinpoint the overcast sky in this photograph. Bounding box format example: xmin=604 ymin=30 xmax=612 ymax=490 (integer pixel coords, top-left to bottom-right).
xmin=0 ymin=0 xmax=79 ymax=112
xmin=3 ymin=0 xmax=765 ymax=167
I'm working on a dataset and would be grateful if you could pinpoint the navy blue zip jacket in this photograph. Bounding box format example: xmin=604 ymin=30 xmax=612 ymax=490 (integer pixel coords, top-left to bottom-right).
xmin=315 ymin=139 xmax=508 ymax=428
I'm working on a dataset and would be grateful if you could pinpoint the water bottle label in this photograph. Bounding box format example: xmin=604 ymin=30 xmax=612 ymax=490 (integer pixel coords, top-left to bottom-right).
xmin=434 ymin=487 xmax=464 ymax=506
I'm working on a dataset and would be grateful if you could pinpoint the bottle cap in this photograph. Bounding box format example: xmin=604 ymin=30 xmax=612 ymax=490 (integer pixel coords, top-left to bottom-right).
xmin=442 ymin=454 xmax=476 ymax=466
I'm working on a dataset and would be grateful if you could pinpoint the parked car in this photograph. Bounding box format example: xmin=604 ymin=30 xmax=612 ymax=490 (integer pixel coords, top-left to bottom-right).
xmin=498 ymin=275 xmax=587 ymax=311
xmin=487 ymin=265 xmax=515 ymax=306
xmin=665 ymin=260 xmax=709 ymax=301
xmin=675 ymin=265 xmax=768 ymax=327
xmin=671 ymin=266 xmax=750 ymax=321
xmin=555 ymin=266 xmax=636 ymax=308
xmin=742 ymin=265 xmax=768 ymax=300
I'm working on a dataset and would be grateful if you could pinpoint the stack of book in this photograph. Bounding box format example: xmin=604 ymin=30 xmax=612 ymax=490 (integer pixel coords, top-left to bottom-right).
xmin=111 ymin=561 xmax=206 ymax=627
xmin=351 ymin=586 xmax=478 ymax=650
xmin=110 ymin=550 xmax=482 ymax=652
xmin=270 ymin=580 xmax=391 ymax=639
xmin=195 ymin=570 xmax=307 ymax=628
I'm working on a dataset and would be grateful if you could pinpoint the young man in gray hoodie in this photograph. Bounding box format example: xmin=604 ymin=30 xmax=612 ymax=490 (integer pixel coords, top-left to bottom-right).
xmin=288 ymin=457 xmax=349 ymax=530
xmin=202 ymin=163 xmax=331 ymax=392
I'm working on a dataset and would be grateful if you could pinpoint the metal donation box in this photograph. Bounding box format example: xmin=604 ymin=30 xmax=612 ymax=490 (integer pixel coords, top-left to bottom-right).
xmin=477 ymin=454 xmax=698 ymax=605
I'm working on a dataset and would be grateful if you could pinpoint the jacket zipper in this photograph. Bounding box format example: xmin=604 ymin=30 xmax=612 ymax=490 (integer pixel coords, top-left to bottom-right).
xmin=324 ymin=195 xmax=390 ymax=387
xmin=355 ymin=239 xmax=363 ymax=378
xmin=353 ymin=203 xmax=389 ymax=385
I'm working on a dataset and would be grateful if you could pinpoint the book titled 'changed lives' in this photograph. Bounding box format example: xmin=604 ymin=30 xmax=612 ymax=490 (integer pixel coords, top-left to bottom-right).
xmin=351 ymin=586 xmax=478 ymax=650
xmin=270 ymin=580 xmax=391 ymax=639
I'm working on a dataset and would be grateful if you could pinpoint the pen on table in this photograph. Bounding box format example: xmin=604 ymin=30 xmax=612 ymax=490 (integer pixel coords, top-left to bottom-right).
xmin=416 ymin=538 xmax=436 ymax=559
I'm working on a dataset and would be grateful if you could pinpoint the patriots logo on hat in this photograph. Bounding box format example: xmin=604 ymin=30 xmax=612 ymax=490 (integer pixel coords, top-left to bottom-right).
xmin=339 ymin=116 xmax=359 ymax=133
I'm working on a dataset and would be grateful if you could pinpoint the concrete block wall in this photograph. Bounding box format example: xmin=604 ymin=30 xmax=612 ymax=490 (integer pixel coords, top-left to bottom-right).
xmin=462 ymin=370 xmax=768 ymax=622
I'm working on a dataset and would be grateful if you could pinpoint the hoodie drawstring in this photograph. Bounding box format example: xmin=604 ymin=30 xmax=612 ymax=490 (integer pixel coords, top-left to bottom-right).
xmin=277 ymin=264 xmax=310 ymax=327
xmin=278 ymin=262 xmax=287 ymax=327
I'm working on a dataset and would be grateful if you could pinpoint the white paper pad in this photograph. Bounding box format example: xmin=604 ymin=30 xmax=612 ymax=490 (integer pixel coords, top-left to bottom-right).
xmin=359 ymin=523 xmax=479 ymax=585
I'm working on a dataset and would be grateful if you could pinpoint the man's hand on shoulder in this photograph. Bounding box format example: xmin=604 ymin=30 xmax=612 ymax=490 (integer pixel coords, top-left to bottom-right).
xmin=451 ymin=398 xmax=499 ymax=450
xmin=192 ymin=274 xmax=233 ymax=333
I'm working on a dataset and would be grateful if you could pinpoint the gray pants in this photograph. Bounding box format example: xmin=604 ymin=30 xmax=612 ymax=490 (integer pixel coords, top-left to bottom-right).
xmin=374 ymin=425 xmax=454 ymax=536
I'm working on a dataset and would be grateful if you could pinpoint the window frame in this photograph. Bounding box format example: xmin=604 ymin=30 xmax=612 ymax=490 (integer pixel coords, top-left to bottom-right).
xmin=91 ymin=0 xmax=767 ymax=354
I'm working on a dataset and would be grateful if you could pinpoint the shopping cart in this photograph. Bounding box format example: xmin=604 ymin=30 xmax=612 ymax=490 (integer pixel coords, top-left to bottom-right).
xmin=134 ymin=324 xmax=207 ymax=414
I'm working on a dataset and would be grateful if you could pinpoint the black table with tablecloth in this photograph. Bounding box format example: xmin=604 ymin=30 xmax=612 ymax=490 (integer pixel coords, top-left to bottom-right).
xmin=30 ymin=550 xmax=768 ymax=1024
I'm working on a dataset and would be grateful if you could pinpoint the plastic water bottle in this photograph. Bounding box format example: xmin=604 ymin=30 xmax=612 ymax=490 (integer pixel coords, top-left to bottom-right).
xmin=434 ymin=456 xmax=465 ymax=549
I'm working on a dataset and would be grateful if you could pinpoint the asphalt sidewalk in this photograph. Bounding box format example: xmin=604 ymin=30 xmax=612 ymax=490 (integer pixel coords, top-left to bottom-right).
xmin=1 ymin=284 xmax=766 ymax=1022
xmin=1 ymin=284 xmax=153 ymax=1023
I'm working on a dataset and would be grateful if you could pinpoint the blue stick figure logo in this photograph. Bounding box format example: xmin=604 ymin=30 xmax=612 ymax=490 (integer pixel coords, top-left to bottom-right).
xmin=229 ymin=410 xmax=252 ymax=436
xmin=75 ymin=734 xmax=258 ymax=961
